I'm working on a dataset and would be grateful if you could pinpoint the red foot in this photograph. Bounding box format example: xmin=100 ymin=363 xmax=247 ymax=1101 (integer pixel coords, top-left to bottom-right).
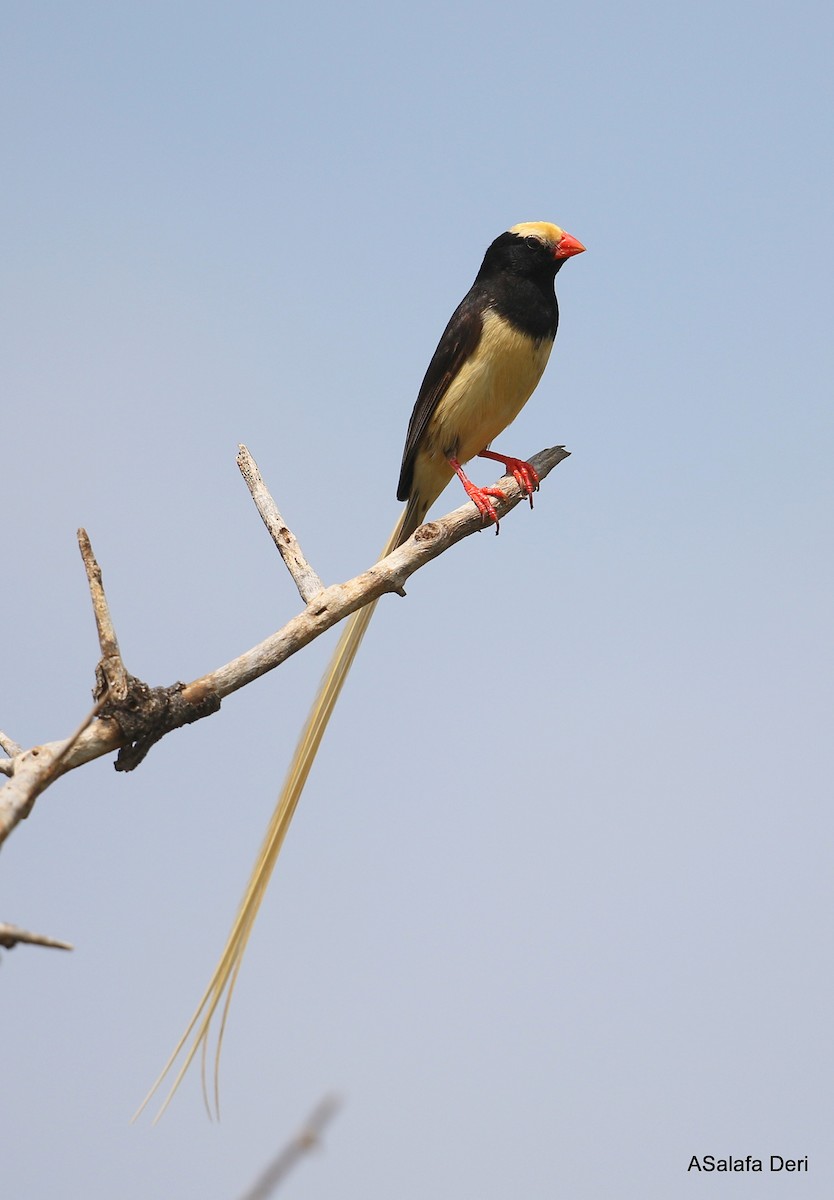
xmin=478 ymin=450 xmax=539 ymax=508
xmin=449 ymin=457 xmax=504 ymax=533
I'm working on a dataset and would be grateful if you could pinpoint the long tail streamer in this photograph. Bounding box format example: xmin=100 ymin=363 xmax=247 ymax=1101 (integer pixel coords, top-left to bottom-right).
xmin=135 ymin=513 xmax=407 ymax=1121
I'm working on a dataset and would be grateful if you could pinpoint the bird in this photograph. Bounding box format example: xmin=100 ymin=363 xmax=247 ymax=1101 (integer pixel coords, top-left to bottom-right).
xmin=138 ymin=220 xmax=585 ymax=1118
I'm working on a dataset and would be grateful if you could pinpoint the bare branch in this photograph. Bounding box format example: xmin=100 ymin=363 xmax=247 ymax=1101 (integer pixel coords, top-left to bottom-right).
xmin=0 ymin=445 xmax=569 ymax=847
xmin=236 ymin=1095 xmax=342 ymax=1200
xmin=0 ymin=923 xmax=74 ymax=951
xmin=195 ymin=444 xmax=570 ymax=701
xmin=237 ymin=444 xmax=325 ymax=604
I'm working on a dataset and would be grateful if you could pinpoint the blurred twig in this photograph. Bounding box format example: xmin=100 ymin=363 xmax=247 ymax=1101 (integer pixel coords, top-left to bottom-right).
xmin=236 ymin=1095 xmax=342 ymax=1199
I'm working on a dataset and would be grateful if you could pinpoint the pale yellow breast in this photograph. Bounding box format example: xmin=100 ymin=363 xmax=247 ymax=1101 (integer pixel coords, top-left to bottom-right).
xmin=430 ymin=307 xmax=552 ymax=463
xmin=409 ymin=307 xmax=553 ymax=511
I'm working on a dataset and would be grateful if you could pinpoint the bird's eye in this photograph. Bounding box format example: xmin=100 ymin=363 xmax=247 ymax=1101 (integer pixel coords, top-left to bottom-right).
xmin=524 ymin=235 xmax=540 ymax=250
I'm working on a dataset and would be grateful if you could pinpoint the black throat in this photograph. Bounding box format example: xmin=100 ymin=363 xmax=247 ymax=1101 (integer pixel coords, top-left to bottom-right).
xmin=479 ymin=272 xmax=559 ymax=342
xmin=473 ymin=236 xmax=560 ymax=341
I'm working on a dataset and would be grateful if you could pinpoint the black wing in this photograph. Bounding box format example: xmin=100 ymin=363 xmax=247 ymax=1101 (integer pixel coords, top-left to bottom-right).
xmin=396 ymin=290 xmax=484 ymax=502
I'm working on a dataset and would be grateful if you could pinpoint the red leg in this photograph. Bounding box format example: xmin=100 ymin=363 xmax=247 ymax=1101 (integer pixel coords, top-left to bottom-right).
xmin=478 ymin=449 xmax=539 ymax=508
xmin=448 ymin=456 xmax=505 ymax=533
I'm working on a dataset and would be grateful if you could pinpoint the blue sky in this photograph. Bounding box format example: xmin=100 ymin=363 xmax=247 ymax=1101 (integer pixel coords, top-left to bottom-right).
xmin=3 ymin=2 xmax=833 ymax=1196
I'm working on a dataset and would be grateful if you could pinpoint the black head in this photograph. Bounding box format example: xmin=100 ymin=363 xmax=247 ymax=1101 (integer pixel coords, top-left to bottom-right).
xmin=477 ymin=221 xmax=586 ymax=283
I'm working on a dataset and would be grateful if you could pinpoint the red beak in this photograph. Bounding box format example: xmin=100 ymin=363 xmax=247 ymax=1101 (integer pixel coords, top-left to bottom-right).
xmin=554 ymin=231 xmax=586 ymax=260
